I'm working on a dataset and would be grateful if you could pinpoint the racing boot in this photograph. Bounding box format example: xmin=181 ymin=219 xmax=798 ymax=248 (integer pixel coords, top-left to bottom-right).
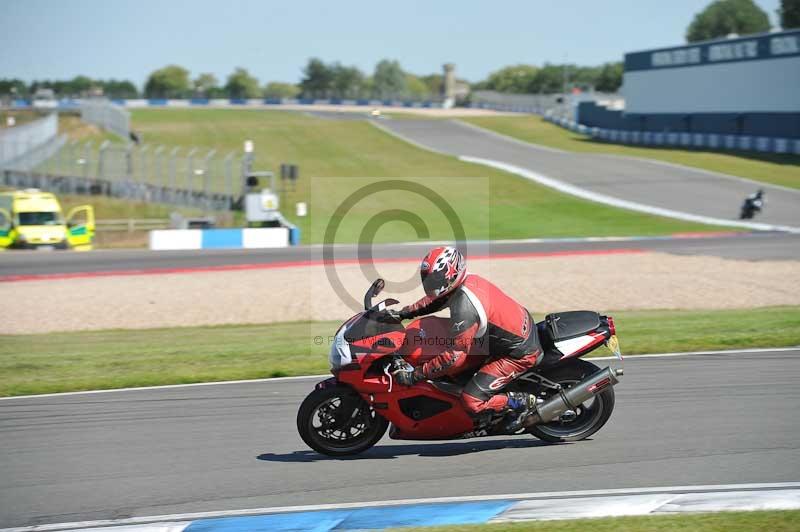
xmin=503 ymin=391 xmax=540 ymax=433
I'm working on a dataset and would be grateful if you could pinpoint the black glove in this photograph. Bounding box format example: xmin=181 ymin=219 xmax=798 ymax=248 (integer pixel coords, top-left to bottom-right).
xmin=375 ymin=309 xmax=403 ymax=323
xmin=393 ymin=366 xmax=424 ymax=386
xmin=384 ymin=309 xmax=403 ymax=321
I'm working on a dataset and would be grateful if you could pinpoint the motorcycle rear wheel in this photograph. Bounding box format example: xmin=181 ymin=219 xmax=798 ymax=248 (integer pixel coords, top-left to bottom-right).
xmin=297 ymin=385 xmax=388 ymax=456
xmin=526 ymin=359 xmax=615 ymax=443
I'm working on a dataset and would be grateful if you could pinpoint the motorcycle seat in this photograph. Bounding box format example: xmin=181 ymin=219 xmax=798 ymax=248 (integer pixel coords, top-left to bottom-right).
xmin=545 ymin=311 xmax=600 ymax=341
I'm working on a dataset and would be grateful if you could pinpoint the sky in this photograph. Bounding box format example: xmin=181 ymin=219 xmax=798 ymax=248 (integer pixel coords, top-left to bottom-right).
xmin=1 ymin=0 xmax=783 ymax=88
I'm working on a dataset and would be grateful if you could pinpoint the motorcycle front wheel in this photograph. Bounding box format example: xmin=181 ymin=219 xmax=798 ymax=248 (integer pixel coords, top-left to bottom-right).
xmin=525 ymin=359 xmax=616 ymax=443
xmin=297 ymin=385 xmax=388 ymax=456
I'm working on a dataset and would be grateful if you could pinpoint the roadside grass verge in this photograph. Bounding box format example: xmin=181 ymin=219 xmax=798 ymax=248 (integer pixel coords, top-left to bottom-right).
xmin=59 ymin=114 xmax=119 ymax=143
xmin=59 ymin=194 xmax=203 ymax=219
xmin=62 ymin=108 xmax=722 ymax=243
xmin=396 ymin=510 xmax=800 ymax=532
xmin=1 ymin=306 xmax=798 ymax=397
xmin=461 ymin=115 xmax=800 ymax=190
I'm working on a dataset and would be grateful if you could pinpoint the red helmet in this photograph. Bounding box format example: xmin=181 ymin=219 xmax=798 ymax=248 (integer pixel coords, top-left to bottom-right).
xmin=419 ymin=246 xmax=467 ymax=299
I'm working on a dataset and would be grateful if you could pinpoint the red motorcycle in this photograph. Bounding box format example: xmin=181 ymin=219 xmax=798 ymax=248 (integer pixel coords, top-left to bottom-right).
xmin=298 ymin=279 xmax=624 ymax=456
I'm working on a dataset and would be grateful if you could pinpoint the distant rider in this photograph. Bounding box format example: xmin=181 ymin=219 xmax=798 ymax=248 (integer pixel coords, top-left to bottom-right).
xmin=390 ymin=246 xmax=541 ymax=431
xmin=740 ymin=189 xmax=765 ymax=219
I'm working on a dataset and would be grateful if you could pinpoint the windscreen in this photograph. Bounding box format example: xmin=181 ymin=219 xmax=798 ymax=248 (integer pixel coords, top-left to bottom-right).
xmin=343 ymin=310 xmax=404 ymax=343
xmin=18 ymin=212 xmax=62 ymax=226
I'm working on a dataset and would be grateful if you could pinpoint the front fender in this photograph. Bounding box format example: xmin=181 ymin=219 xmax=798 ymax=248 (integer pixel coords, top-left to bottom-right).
xmin=314 ymin=377 xmax=338 ymax=390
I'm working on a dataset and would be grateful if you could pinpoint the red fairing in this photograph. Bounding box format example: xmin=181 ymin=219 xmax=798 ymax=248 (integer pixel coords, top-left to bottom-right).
xmin=335 ymin=348 xmax=475 ymax=439
xmin=368 ymin=382 xmax=475 ymax=440
xmin=558 ymin=332 xmax=607 ymax=360
xmin=607 ymin=316 xmax=616 ymax=336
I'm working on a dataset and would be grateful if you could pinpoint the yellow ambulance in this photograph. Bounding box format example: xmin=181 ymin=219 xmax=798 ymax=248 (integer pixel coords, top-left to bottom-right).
xmin=0 ymin=189 xmax=95 ymax=250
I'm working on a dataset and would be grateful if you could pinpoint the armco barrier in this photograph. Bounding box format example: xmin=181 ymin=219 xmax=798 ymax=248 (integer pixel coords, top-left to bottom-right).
xmin=541 ymin=114 xmax=800 ymax=155
xmin=149 ymin=227 xmax=299 ymax=251
xmin=5 ymin=97 xmax=446 ymax=111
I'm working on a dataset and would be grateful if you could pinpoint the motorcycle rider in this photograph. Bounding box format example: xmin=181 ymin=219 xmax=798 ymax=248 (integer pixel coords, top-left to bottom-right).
xmin=740 ymin=189 xmax=765 ymax=219
xmin=390 ymin=246 xmax=541 ymax=431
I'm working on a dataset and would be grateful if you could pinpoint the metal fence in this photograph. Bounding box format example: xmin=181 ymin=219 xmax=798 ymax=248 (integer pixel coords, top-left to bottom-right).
xmin=80 ymin=99 xmax=130 ymax=139
xmin=470 ymin=90 xmax=623 ymax=121
xmin=1 ymin=137 xmax=245 ymax=212
xmin=96 ymin=218 xmax=171 ymax=231
xmin=0 ymin=113 xmax=58 ymax=166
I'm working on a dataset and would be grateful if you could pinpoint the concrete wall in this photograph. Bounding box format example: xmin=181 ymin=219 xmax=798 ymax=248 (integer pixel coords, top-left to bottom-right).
xmin=624 ymin=56 xmax=800 ymax=114
xmin=579 ymin=29 xmax=800 ymax=140
xmin=623 ymin=29 xmax=800 ymax=116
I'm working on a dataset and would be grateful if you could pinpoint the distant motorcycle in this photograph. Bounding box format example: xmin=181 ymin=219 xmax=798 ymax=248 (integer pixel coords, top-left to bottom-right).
xmin=297 ymin=279 xmax=624 ymax=456
xmin=740 ymin=189 xmax=765 ymax=219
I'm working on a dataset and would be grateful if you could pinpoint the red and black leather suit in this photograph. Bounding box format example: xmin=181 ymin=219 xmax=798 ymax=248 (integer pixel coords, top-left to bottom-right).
xmin=401 ymin=274 xmax=542 ymax=415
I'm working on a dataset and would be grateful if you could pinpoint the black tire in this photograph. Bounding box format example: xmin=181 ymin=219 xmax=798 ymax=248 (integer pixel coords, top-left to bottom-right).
xmin=527 ymin=359 xmax=615 ymax=443
xmin=296 ymin=385 xmax=388 ymax=456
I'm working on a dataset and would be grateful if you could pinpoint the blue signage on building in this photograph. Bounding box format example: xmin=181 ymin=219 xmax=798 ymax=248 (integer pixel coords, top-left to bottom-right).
xmin=625 ymin=29 xmax=800 ymax=71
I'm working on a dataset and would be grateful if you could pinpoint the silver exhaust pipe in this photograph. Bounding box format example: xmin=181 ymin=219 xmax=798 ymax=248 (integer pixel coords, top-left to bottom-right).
xmin=523 ymin=367 xmax=623 ymax=428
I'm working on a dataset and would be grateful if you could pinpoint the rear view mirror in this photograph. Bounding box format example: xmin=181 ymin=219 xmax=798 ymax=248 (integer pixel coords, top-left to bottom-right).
xmin=372 ymin=279 xmax=385 ymax=297
xmin=364 ymin=278 xmax=386 ymax=310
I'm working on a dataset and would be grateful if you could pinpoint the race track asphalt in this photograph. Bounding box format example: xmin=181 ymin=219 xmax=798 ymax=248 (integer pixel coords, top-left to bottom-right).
xmin=2 ymin=233 xmax=800 ymax=278
xmin=1 ymin=349 xmax=799 ymax=528
xmin=378 ymin=119 xmax=800 ymax=227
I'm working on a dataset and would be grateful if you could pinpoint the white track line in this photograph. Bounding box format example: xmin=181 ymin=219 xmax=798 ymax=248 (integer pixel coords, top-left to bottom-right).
xmin=451 ymin=119 xmax=568 ymax=154
xmin=493 ymin=489 xmax=800 ymax=522
xmin=0 ymin=346 xmax=796 ymax=402
xmin=457 ymin=118 xmax=800 ymax=195
xmin=0 ymin=374 xmax=329 ymax=401
xmin=593 ymin=153 xmax=800 ymax=196
xmin=4 ymin=483 xmax=799 ymax=532
xmin=368 ymin=120 xmax=452 ymax=156
xmin=459 ymin=156 xmax=800 ymax=234
xmin=590 ymin=345 xmax=800 ymax=361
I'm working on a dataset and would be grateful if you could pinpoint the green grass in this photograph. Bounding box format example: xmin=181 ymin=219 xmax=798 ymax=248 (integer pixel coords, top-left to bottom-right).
xmin=64 ymin=108 xmax=725 ymax=244
xmin=2 ymin=306 xmax=798 ymax=397
xmin=609 ymin=306 xmax=800 ymax=353
xmin=461 ymin=115 xmax=800 ymax=190
xmin=397 ymin=510 xmax=800 ymax=532
xmin=1 ymin=109 xmax=42 ymax=129
xmin=59 ymin=114 xmax=120 ymax=144
xmin=59 ymin=194 xmax=201 ymax=220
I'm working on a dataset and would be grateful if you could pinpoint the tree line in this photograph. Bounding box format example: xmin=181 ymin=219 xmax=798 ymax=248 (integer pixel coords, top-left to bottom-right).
xmin=0 ymin=77 xmax=139 ymax=99
xmin=473 ymin=62 xmax=624 ymax=94
xmin=0 ymin=59 xmax=625 ymax=101
xmin=687 ymin=0 xmax=798 ymax=42
xmin=142 ymin=60 xmax=446 ymax=101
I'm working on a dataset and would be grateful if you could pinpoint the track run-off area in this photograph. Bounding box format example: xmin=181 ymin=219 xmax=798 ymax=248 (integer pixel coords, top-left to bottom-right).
xmin=1 ymin=349 xmax=799 ymax=528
